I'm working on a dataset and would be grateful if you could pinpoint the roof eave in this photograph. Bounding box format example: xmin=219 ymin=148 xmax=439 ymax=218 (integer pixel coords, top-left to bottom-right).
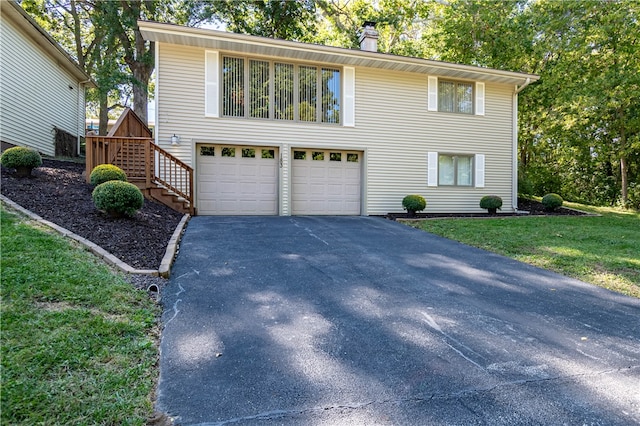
xmin=138 ymin=20 xmax=539 ymax=86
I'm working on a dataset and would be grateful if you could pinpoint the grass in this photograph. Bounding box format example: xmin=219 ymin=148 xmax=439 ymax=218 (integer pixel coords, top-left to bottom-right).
xmin=408 ymin=201 xmax=640 ymax=298
xmin=0 ymin=205 xmax=159 ymax=425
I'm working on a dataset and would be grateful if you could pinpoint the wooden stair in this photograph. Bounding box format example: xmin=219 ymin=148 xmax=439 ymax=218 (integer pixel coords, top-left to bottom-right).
xmin=86 ymin=108 xmax=194 ymax=215
xmin=139 ymin=183 xmax=192 ymax=215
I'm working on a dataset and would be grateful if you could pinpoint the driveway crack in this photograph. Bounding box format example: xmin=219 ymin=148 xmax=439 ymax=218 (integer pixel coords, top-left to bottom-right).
xmin=190 ymin=366 xmax=639 ymax=426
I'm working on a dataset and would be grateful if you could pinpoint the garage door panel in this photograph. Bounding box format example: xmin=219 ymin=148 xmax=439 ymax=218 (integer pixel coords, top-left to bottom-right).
xmin=197 ymin=145 xmax=278 ymax=215
xmin=292 ymin=149 xmax=361 ymax=215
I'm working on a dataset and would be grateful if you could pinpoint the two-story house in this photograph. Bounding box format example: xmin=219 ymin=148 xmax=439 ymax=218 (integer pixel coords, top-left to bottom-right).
xmin=138 ymin=21 xmax=538 ymax=216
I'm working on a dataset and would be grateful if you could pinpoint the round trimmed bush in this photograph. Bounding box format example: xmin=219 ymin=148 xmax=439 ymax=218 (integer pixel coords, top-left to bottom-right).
xmin=402 ymin=194 xmax=427 ymax=216
xmin=480 ymin=195 xmax=503 ymax=214
xmin=541 ymin=193 xmax=563 ymax=211
xmin=92 ymin=180 xmax=144 ymax=218
xmin=0 ymin=146 xmax=42 ymax=177
xmin=90 ymin=164 xmax=127 ymax=186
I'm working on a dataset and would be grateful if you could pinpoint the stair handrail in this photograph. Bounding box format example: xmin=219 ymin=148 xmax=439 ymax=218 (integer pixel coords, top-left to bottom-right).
xmin=150 ymin=143 xmax=194 ymax=205
xmin=86 ymin=136 xmax=194 ymax=214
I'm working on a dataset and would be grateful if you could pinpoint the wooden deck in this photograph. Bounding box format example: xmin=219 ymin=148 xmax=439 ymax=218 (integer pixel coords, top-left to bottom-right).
xmin=86 ymin=136 xmax=194 ymax=214
xmin=85 ymin=108 xmax=194 ymax=214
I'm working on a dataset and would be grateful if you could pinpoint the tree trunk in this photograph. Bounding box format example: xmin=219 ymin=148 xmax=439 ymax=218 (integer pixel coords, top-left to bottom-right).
xmin=620 ymin=156 xmax=628 ymax=206
xmin=132 ymin=71 xmax=149 ymax=125
xmin=99 ymin=93 xmax=109 ymax=135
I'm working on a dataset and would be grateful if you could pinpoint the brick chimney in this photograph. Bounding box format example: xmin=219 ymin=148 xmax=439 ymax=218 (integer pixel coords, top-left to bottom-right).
xmin=359 ymin=21 xmax=378 ymax=52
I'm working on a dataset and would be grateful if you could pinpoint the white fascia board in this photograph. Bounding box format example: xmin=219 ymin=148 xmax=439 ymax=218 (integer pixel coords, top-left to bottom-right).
xmin=138 ymin=21 xmax=539 ymax=86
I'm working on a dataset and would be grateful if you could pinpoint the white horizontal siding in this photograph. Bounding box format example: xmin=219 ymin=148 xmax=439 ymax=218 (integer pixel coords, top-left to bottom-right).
xmin=0 ymin=15 xmax=81 ymax=156
xmin=156 ymin=43 xmax=516 ymax=214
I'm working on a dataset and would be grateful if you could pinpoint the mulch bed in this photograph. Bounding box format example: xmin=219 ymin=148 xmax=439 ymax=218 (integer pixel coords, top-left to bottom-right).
xmin=2 ymin=159 xmax=586 ymax=268
xmin=1 ymin=159 xmax=183 ymax=270
xmin=385 ymin=197 xmax=587 ymax=220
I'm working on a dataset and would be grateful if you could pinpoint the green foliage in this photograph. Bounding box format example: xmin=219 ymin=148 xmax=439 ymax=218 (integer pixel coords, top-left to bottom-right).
xmin=627 ymin=183 xmax=640 ymax=210
xmin=22 ymin=0 xmax=640 ymax=206
xmin=0 ymin=146 xmax=42 ymax=170
xmin=0 ymin=207 xmax=157 ymax=424
xmin=479 ymin=195 xmax=503 ymax=211
xmin=402 ymin=194 xmax=427 ymax=214
xmin=542 ymin=193 xmax=564 ymax=211
xmin=92 ymin=181 xmax=144 ymax=217
xmin=90 ymin=164 xmax=127 ymax=186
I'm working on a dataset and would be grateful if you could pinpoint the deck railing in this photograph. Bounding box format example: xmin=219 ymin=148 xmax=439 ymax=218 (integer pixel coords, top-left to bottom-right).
xmin=86 ymin=136 xmax=193 ymax=213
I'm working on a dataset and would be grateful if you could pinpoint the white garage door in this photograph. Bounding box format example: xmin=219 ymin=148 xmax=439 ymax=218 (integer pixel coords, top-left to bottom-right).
xmin=196 ymin=145 xmax=278 ymax=215
xmin=291 ymin=149 xmax=361 ymax=215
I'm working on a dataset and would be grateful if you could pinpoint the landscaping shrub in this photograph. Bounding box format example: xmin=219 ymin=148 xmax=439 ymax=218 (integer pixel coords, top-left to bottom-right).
xmin=402 ymin=194 xmax=427 ymax=216
xmin=479 ymin=195 xmax=503 ymax=214
xmin=541 ymin=193 xmax=563 ymax=211
xmin=0 ymin=146 xmax=42 ymax=177
xmin=92 ymin=180 xmax=144 ymax=217
xmin=90 ymin=164 xmax=127 ymax=186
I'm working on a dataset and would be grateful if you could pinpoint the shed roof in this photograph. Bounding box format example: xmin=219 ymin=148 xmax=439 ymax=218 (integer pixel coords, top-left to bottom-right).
xmin=2 ymin=0 xmax=96 ymax=87
xmin=139 ymin=20 xmax=539 ymax=87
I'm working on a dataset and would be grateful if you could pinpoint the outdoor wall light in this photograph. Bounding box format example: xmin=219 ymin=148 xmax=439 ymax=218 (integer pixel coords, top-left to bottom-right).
xmin=171 ymin=134 xmax=180 ymax=145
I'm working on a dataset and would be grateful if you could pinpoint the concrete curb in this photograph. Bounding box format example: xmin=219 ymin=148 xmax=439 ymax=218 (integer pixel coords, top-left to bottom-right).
xmin=158 ymin=214 xmax=190 ymax=278
xmin=1 ymin=194 xmax=190 ymax=277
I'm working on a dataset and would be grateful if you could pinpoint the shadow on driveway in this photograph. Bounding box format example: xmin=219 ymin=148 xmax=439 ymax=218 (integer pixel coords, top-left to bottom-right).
xmin=157 ymin=216 xmax=640 ymax=425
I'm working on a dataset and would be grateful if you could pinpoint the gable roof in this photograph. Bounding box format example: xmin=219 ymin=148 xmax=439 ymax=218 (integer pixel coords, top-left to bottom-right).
xmin=1 ymin=0 xmax=96 ymax=87
xmin=139 ymin=20 xmax=538 ymax=87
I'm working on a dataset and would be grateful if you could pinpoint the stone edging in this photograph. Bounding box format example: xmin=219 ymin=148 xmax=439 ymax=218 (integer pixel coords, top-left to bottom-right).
xmin=1 ymin=194 xmax=190 ymax=277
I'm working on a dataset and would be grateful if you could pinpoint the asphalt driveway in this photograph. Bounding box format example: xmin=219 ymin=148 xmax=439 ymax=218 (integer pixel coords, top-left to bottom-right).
xmin=157 ymin=216 xmax=640 ymax=425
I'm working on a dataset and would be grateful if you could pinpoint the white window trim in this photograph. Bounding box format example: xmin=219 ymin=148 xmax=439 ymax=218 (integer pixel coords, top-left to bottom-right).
xmin=427 ymin=152 xmax=485 ymax=188
xmin=427 ymin=76 xmax=438 ymax=112
xmin=475 ymin=82 xmax=485 ymax=116
xmin=475 ymin=153 xmax=485 ymax=187
xmin=427 ymin=151 xmax=438 ymax=186
xmin=428 ymin=76 xmax=485 ymax=116
xmin=343 ymin=67 xmax=355 ymax=127
xmin=205 ymin=50 xmax=219 ymax=118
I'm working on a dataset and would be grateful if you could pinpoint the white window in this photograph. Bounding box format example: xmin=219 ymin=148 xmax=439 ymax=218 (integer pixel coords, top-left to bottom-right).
xmin=439 ymin=154 xmax=473 ymax=186
xmin=221 ymin=56 xmax=341 ymax=124
xmin=428 ymin=152 xmax=485 ymax=188
xmin=427 ymin=77 xmax=484 ymax=116
xmin=439 ymin=81 xmax=473 ymax=114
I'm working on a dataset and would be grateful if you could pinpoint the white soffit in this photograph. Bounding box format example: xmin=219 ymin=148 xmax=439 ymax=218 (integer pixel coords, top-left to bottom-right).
xmin=139 ymin=21 xmax=539 ymax=86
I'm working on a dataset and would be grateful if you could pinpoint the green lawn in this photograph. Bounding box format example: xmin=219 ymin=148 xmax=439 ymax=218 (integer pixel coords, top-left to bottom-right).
xmin=0 ymin=206 xmax=159 ymax=425
xmin=408 ymin=202 xmax=640 ymax=298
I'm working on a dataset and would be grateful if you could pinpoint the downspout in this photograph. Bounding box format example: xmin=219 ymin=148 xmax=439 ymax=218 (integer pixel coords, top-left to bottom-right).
xmin=78 ymin=79 xmax=92 ymax=156
xmin=512 ymin=78 xmax=531 ymax=212
xmin=515 ymin=77 xmax=531 ymax=94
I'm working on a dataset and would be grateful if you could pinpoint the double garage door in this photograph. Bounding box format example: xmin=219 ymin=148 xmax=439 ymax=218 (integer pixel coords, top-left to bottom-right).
xmin=196 ymin=145 xmax=361 ymax=215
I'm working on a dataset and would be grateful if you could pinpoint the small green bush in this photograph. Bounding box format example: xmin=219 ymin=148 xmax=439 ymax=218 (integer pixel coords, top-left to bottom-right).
xmin=92 ymin=180 xmax=144 ymax=217
xmin=541 ymin=193 xmax=563 ymax=211
xmin=0 ymin=146 xmax=42 ymax=176
xmin=480 ymin=195 xmax=503 ymax=213
xmin=90 ymin=164 xmax=127 ymax=186
xmin=402 ymin=194 xmax=427 ymax=216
